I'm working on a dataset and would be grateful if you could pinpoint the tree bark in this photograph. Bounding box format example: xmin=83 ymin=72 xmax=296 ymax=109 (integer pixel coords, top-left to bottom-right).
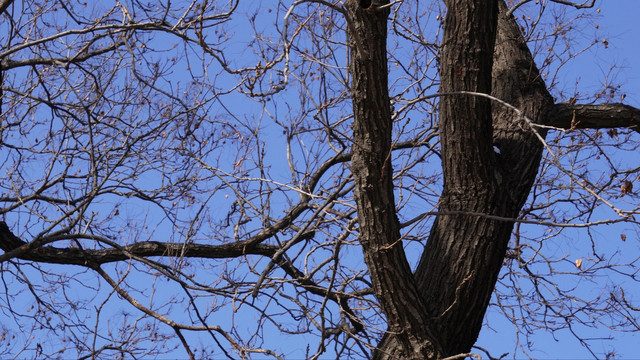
xmin=377 ymin=0 xmax=554 ymax=357
xmin=0 ymin=0 xmax=14 ymax=15
xmin=0 ymin=221 xmax=279 ymax=264
xmin=347 ymin=1 xmax=442 ymax=358
xmin=412 ymin=0 xmax=502 ymax=356
xmin=548 ymin=103 xmax=640 ymax=132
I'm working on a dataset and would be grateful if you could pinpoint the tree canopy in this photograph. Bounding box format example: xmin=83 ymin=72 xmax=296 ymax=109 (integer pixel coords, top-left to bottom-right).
xmin=1 ymin=0 xmax=639 ymax=359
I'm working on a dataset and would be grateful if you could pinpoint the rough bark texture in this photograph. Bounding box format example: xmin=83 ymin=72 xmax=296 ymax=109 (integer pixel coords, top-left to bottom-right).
xmin=411 ymin=0 xmax=502 ymax=356
xmin=0 ymin=221 xmax=280 ymax=264
xmin=378 ymin=0 xmax=555 ymax=357
xmin=548 ymin=103 xmax=640 ymax=131
xmin=347 ymin=1 xmax=442 ymax=358
xmin=0 ymin=0 xmax=14 ymax=15
xmin=489 ymin=0 xmax=555 ymax=209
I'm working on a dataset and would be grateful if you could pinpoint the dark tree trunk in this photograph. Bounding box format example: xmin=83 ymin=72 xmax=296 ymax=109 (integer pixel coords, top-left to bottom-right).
xmin=411 ymin=0 xmax=503 ymax=356
xmin=374 ymin=0 xmax=557 ymax=357
xmin=347 ymin=1 xmax=442 ymax=358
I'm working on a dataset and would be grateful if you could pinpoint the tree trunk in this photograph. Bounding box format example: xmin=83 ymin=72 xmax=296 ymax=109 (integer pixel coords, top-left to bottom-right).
xmin=375 ymin=0 xmax=556 ymax=357
xmin=347 ymin=1 xmax=442 ymax=358
xmin=412 ymin=0 xmax=502 ymax=356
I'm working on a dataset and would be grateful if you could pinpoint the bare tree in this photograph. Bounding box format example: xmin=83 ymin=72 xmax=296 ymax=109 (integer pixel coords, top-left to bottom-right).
xmin=1 ymin=0 xmax=639 ymax=359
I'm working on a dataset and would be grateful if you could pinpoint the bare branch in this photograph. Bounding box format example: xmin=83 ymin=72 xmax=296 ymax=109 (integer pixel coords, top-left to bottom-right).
xmin=550 ymin=0 xmax=595 ymax=9
xmin=547 ymin=103 xmax=640 ymax=132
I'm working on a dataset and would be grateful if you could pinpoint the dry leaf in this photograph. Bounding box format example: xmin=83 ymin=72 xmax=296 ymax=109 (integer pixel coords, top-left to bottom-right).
xmin=621 ymin=234 xmax=627 ymax=242
xmin=621 ymin=180 xmax=633 ymax=196
xmin=575 ymin=258 xmax=583 ymax=270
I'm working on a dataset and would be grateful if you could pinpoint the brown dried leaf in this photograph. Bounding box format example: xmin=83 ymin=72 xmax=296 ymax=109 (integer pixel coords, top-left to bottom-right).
xmin=575 ymin=258 xmax=583 ymax=270
xmin=621 ymin=180 xmax=633 ymax=196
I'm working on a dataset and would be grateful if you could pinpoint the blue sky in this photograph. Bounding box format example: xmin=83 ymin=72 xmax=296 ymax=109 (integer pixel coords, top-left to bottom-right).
xmin=1 ymin=1 xmax=640 ymax=359
xmin=555 ymin=2 xmax=639 ymax=107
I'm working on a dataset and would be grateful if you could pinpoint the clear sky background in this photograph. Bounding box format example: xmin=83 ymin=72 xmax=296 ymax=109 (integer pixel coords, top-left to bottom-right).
xmin=1 ymin=1 xmax=639 ymax=359
xmin=566 ymin=2 xmax=640 ymax=108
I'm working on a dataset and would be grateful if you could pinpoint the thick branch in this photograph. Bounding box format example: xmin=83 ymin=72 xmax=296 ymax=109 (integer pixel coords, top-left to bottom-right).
xmin=0 ymin=221 xmax=280 ymax=265
xmin=547 ymin=103 xmax=640 ymax=131
xmin=0 ymin=0 xmax=13 ymax=15
xmin=0 ymin=220 xmax=366 ymax=335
